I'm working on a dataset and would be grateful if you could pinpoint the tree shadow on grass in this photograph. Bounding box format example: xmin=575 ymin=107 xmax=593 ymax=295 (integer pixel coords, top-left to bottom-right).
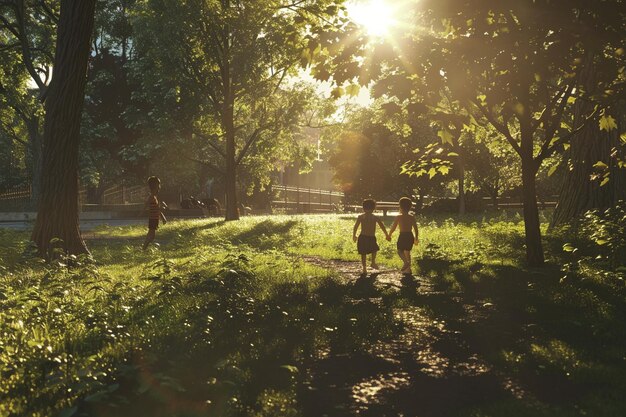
xmin=30 ymin=248 xmax=626 ymax=417
xmin=227 ymin=219 xmax=300 ymax=250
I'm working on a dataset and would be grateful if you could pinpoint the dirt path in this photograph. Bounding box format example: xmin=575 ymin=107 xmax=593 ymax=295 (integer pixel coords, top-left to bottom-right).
xmin=300 ymin=256 xmax=529 ymax=417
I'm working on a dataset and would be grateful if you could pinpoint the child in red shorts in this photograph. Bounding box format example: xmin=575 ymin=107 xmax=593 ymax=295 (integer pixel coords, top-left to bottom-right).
xmin=142 ymin=176 xmax=167 ymax=250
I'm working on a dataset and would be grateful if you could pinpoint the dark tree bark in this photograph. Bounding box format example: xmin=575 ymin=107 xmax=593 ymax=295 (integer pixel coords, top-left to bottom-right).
xmin=518 ymin=116 xmax=545 ymax=266
xmin=551 ymin=110 xmax=626 ymax=227
xmin=551 ymin=51 xmax=626 ymax=227
xmin=224 ymin=100 xmax=239 ymax=221
xmin=31 ymin=0 xmax=97 ymax=256
xmin=221 ymin=10 xmax=239 ymax=222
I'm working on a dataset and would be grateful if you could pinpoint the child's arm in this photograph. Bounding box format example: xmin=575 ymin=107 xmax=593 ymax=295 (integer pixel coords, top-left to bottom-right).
xmin=412 ymin=217 xmax=419 ymax=244
xmin=388 ymin=217 xmax=399 ymax=240
xmin=353 ymin=216 xmax=361 ymax=242
xmin=377 ymin=217 xmax=389 ymax=240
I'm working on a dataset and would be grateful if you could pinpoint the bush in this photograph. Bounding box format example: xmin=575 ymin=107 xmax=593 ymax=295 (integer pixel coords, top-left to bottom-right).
xmin=581 ymin=201 xmax=626 ymax=268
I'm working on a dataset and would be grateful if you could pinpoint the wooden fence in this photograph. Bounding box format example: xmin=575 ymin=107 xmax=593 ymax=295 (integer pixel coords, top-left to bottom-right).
xmin=0 ymin=184 xmax=32 ymax=211
xmin=271 ymin=185 xmax=344 ymax=213
xmin=0 ymin=184 xmax=147 ymax=211
xmin=99 ymin=185 xmax=145 ymax=205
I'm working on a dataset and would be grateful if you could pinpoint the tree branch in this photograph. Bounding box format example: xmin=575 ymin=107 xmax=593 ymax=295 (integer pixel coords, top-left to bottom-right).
xmin=38 ymin=0 xmax=59 ymax=24
xmin=0 ymin=120 xmax=29 ymax=148
xmin=184 ymin=156 xmax=225 ymax=176
xmin=195 ymin=131 xmax=226 ymax=158
xmin=236 ymin=126 xmax=267 ymax=166
xmin=14 ymin=0 xmax=47 ymax=97
xmin=541 ymin=84 xmax=573 ymax=151
xmin=471 ymin=98 xmax=522 ymax=155
xmin=535 ymin=107 xmax=598 ymax=162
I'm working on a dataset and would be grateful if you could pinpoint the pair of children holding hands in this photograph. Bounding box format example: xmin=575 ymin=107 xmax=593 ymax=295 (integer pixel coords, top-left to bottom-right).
xmin=353 ymin=197 xmax=418 ymax=275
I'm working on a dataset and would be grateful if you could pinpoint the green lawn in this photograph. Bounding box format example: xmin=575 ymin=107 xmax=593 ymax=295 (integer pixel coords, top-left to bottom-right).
xmin=1 ymin=214 xmax=625 ymax=417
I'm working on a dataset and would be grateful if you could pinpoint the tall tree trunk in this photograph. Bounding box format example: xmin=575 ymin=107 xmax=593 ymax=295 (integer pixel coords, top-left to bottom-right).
xmin=551 ymin=109 xmax=626 ymax=227
xmin=31 ymin=0 xmax=96 ymax=257
xmin=551 ymin=52 xmax=626 ymax=227
xmin=521 ymin=157 xmax=544 ymax=266
xmin=221 ymin=7 xmax=239 ymax=222
xmin=223 ymin=99 xmax=239 ymax=221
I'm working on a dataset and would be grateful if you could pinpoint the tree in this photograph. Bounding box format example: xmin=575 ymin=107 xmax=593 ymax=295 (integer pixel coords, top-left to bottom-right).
xmin=551 ymin=104 xmax=626 ymax=226
xmin=31 ymin=0 xmax=97 ymax=256
xmin=132 ymin=0 xmax=345 ymax=220
xmin=338 ymin=1 xmax=625 ymax=265
xmin=0 ymin=0 xmax=58 ymax=206
xmin=314 ymin=0 xmax=626 ymax=265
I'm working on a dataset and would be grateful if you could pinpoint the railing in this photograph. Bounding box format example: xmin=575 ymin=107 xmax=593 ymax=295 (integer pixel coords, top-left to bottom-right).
xmin=0 ymin=184 xmax=32 ymax=211
xmin=271 ymin=185 xmax=344 ymax=213
xmin=101 ymin=185 xmax=145 ymax=205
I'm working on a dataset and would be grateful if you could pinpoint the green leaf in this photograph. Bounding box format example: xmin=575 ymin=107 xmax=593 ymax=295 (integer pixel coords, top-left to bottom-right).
xmin=593 ymin=161 xmax=608 ymax=170
xmin=330 ymin=86 xmax=344 ymax=100
xmin=599 ymin=115 xmax=618 ymax=131
xmin=447 ymin=152 xmax=459 ymax=157
xmin=562 ymin=243 xmax=576 ymax=252
xmin=600 ymin=177 xmax=610 ymax=187
xmin=620 ymin=132 xmax=626 ymax=144
xmin=439 ymin=166 xmax=451 ymax=175
xmin=345 ymin=84 xmax=360 ymax=97
xmin=280 ymin=365 xmax=299 ymax=374
xmin=548 ymin=164 xmax=559 ymax=177
xmin=595 ymin=239 xmax=608 ymax=245
xmin=428 ymin=167 xmax=437 ymax=179
xmin=437 ymin=129 xmax=454 ymax=145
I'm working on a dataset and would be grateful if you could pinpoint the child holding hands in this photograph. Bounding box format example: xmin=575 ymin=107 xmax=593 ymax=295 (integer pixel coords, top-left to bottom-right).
xmin=387 ymin=197 xmax=419 ymax=275
xmin=353 ymin=199 xmax=389 ymax=274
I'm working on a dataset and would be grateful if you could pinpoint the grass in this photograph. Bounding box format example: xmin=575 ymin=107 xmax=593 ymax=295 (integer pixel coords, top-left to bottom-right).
xmin=1 ymin=213 xmax=625 ymax=417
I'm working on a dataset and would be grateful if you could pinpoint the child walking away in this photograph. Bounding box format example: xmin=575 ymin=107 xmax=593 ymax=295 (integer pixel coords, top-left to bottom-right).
xmin=143 ymin=176 xmax=167 ymax=250
xmin=353 ymin=199 xmax=389 ymax=274
xmin=388 ymin=197 xmax=419 ymax=275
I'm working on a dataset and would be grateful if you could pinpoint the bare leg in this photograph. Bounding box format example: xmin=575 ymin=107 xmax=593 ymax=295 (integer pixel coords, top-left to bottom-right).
xmin=361 ymin=254 xmax=367 ymax=274
xmin=143 ymin=229 xmax=155 ymax=250
xmin=404 ymin=250 xmax=412 ymax=274
xmin=398 ymin=249 xmax=409 ymax=272
xmin=371 ymin=252 xmax=379 ymax=269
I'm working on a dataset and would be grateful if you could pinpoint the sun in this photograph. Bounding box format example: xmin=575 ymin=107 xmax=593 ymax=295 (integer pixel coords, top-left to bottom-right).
xmin=347 ymin=0 xmax=397 ymax=38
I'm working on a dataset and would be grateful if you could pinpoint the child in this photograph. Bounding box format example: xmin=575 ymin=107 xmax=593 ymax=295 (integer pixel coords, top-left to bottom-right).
xmin=353 ymin=199 xmax=389 ymax=274
xmin=387 ymin=197 xmax=419 ymax=274
xmin=142 ymin=176 xmax=167 ymax=250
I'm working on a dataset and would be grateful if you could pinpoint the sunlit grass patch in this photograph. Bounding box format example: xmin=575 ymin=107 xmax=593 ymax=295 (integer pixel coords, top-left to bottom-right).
xmin=1 ymin=213 xmax=625 ymax=416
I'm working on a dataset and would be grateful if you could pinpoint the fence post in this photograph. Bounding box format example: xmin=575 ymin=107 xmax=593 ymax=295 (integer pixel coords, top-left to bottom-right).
xmin=284 ymin=185 xmax=287 ymax=212
xmin=319 ymin=188 xmax=322 ymax=211
xmin=296 ymin=186 xmax=300 ymax=213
